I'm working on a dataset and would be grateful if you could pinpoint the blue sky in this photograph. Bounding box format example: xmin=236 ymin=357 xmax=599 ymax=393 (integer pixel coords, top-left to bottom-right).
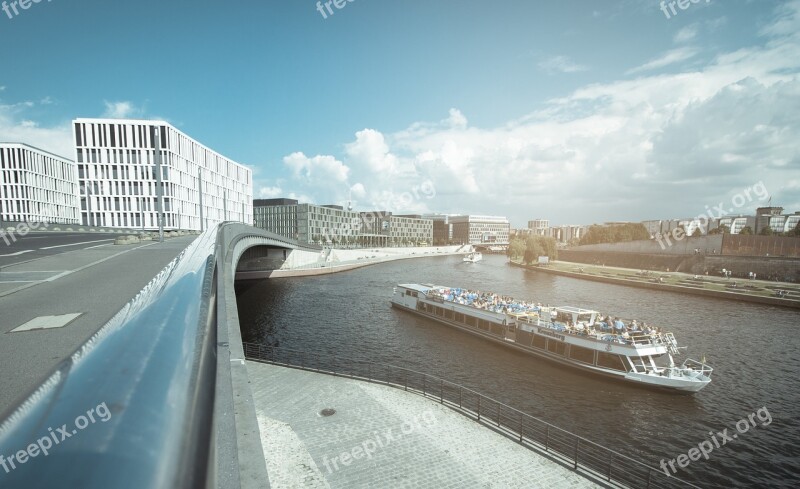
xmin=1 ymin=0 xmax=798 ymax=226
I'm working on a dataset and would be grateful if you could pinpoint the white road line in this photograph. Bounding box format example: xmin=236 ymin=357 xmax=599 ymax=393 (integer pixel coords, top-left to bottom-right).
xmin=0 ymin=250 xmax=34 ymax=257
xmin=0 ymin=280 xmax=37 ymax=283
xmin=0 ymin=271 xmax=67 ymax=274
xmin=10 ymin=313 xmax=83 ymax=332
xmin=84 ymin=243 xmax=111 ymax=250
xmin=40 ymin=239 xmax=114 ymax=250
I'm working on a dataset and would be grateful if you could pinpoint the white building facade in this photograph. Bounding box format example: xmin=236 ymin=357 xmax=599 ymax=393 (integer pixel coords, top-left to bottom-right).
xmin=451 ymin=215 xmax=510 ymax=244
xmin=73 ymin=119 xmax=252 ymax=230
xmin=0 ymin=143 xmax=80 ymax=224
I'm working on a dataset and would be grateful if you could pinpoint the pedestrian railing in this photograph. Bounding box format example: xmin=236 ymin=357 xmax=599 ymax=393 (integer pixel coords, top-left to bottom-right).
xmin=243 ymin=343 xmax=701 ymax=489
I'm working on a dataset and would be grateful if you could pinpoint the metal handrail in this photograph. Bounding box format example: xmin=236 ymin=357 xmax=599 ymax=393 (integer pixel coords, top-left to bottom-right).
xmin=243 ymin=343 xmax=702 ymax=489
xmin=0 ymin=226 xmax=220 ymax=488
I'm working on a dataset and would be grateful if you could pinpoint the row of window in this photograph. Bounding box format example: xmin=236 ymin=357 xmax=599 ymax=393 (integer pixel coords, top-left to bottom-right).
xmin=419 ymin=301 xmax=628 ymax=372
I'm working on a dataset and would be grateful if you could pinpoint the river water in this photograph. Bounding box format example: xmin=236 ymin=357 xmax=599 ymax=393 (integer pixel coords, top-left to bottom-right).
xmin=236 ymin=254 xmax=800 ymax=488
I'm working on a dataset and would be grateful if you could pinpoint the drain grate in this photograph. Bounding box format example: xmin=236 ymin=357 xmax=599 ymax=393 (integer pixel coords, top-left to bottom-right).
xmin=319 ymin=408 xmax=336 ymax=417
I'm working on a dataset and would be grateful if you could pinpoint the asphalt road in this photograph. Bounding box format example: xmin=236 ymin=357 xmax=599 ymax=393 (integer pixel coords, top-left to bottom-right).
xmin=0 ymin=232 xmax=120 ymax=267
xmin=0 ymin=235 xmax=197 ymax=415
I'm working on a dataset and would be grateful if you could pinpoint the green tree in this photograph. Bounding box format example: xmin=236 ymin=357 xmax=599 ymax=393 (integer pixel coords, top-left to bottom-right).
xmin=787 ymin=222 xmax=800 ymax=237
xmin=692 ymin=228 xmax=703 ymax=237
xmin=759 ymin=226 xmax=774 ymax=236
xmin=523 ymin=235 xmax=557 ymax=264
xmin=739 ymin=226 xmax=754 ymax=235
xmin=507 ymin=238 xmax=526 ymax=259
xmin=579 ymin=223 xmax=649 ymax=245
xmin=709 ymin=224 xmax=724 ymax=235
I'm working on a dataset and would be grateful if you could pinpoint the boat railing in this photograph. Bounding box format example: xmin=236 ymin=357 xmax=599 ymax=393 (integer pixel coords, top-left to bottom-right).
xmin=680 ymin=359 xmax=714 ymax=377
xmin=243 ymin=343 xmax=701 ymax=489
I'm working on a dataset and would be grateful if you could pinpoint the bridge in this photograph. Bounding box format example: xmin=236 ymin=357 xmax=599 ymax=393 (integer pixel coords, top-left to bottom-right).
xmin=0 ymin=224 xmax=695 ymax=488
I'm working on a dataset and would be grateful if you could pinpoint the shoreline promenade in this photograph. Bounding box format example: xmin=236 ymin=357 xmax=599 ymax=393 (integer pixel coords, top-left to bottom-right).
xmin=248 ymin=361 xmax=603 ymax=488
xmin=510 ymin=259 xmax=800 ymax=309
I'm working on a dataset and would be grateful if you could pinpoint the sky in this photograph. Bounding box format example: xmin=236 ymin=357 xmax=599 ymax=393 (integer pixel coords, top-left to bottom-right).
xmin=0 ymin=0 xmax=798 ymax=227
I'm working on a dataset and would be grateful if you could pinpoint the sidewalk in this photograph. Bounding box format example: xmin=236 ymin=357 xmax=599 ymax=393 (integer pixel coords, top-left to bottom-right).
xmin=249 ymin=362 xmax=600 ymax=488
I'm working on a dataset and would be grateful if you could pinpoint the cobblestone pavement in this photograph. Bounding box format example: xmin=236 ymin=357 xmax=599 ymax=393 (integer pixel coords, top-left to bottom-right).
xmin=248 ymin=361 xmax=600 ymax=489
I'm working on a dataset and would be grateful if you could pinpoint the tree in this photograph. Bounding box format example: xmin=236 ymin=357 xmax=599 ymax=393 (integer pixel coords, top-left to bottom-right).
xmin=759 ymin=226 xmax=774 ymax=236
xmin=507 ymin=238 xmax=526 ymax=259
xmin=708 ymin=224 xmax=729 ymax=235
xmin=523 ymin=235 xmax=557 ymax=264
xmin=579 ymin=223 xmax=650 ymax=245
xmin=787 ymin=222 xmax=800 ymax=237
xmin=692 ymin=228 xmax=703 ymax=237
xmin=739 ymin=226 xmax=754 ymax=235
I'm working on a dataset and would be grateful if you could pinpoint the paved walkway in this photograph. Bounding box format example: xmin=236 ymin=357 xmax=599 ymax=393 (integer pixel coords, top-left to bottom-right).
xmin=248 ymin=362 xmax=599 ymax=489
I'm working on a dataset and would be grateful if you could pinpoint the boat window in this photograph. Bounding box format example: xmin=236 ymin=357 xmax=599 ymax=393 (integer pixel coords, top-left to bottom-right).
xmin=568 ymin=345 xmax=595 ymax=364
xmin=455 ymin=312 xmax=464 ymax=323
xmin=596 ymin=352 xmax=626 ymax=371
xmin=479 ymin=319 xmax=490 ymax=331
xmin=546 ymin=340 xmax=566 ymax=356
xmin=445 ymin=309 xmax=454 ymax=320
xmin=532 ymin=334 xmax=546 ymax=349
xmin=466 ymin=316 xmax=477 ymax=327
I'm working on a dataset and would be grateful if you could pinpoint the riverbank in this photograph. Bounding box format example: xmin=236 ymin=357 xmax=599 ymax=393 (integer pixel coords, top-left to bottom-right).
xmin=509 ymin=259 xmax=800 ymax=309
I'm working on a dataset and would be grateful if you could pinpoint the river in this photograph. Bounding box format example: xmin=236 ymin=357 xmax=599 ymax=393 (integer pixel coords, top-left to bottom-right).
xmin=236 ymin=253 xmax=800 ymax=488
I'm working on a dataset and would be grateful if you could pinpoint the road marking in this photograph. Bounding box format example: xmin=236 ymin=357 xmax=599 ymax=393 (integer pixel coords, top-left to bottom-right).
xmin=10 ymin=313 xmax=83 ymax=332
xmin=84 ymin=243 xmax=111 ymax=250
xmin=0 ymin=250 xmax=34 ymax=257
xmin=0 ymin=280 xmax=37 ymax=283
xmin=39 ymin=239 xmax=114 ymax=250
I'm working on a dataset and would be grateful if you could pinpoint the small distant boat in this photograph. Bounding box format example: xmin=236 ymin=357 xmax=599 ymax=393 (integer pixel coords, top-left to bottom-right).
xmin=463 ymin=252 xmax=482 ymax=263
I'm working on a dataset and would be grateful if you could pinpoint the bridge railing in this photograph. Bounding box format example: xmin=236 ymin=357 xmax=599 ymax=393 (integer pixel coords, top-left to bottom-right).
xmin=243 ymin=343 xmax=701 ymax=489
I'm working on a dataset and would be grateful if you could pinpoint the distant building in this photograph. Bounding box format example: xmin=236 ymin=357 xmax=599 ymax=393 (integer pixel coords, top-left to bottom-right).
xmin=421 ymin=213 xmax=454 ymax=245
xmin=387 ymin=214 xmax=433 ymax=245
xmin=450 ymin=215 xmax=510 ymax=245
xmin=527 ymin=219 xmax=549 ymax=236
xmin=551 ymin=225 xmax=586 ymax=244
xmin=73 ymin=119 xmax=252 ymax=230
xmin=253 ymin=198 xmax=299 ymax=239
xmin=0 ymin=143 xmax=80 ymax=224
xmin=253 ymin=200 xmax=432 ymax=246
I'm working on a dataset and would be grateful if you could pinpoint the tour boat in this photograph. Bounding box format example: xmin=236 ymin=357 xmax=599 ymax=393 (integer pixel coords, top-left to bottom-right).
xmin=391 ymin=284 xmax=713 ymax=393
xmin=463 ymin=252 xmax=482 ymax=263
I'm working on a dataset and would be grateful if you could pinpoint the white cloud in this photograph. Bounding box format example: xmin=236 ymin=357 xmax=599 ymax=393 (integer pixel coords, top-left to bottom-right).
xmin=0 ymin=98 xmax=73 ymax=158
xmin=102 ymin=100 xmax=143 ymax=119
xmin=674 ymin=24 xmax=698 ymax=43
xmin=276 ymin=2 xmax=800 ymax=225
xmin=626 ymin=47 xmax=699 ymax=74
xmin=283 ymin=152 xmax=350 ymax=185
xmin=538 ymin=55 xmax=589 ymax=74
xmin=258 ymin=186 xmax=283 ymax=198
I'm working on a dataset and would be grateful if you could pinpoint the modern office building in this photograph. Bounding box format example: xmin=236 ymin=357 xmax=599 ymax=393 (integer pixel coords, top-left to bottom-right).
xmin=765 ymin=211 xmax=800 ymax=234
xmin=298 ymin=203 xmax=363 ymax=245
xmin=388 ymin=214 xmax=434 ymax=245
xmin=551 ymin=225 xmax=587 ymax=244
xmin=421 ymin=213 xmax=454 ymax=245
xmin=450 ymin=215 xmax=510 ymax=245
xmin=253 ymin=199 xmax=433 ymax=246
xmin=0 ymin=143 xmax=80 ymax=224
xmin=73 ymin=119 xmax=252 ymax=230
xmin=527 ymin=219 xmax=550 ymax=235
xmin=253 ymin=198 xmax=299 ymax=239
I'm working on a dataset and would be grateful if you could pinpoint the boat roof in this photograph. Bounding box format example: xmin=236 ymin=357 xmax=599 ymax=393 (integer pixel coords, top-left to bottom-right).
xmin=398 ymin=283 xmax=435 ymax=293
xmin=555 ymin=306 xmax=599 ymax=315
